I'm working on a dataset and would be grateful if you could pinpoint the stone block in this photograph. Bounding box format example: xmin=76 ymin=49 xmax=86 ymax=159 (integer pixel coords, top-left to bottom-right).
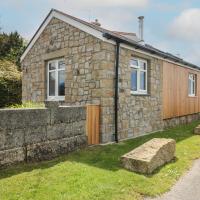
xmin=27 ymin=135 xmax=87 ymax=161
xmin=194 ymin=125 xmax=200 ymax=135
xmin=0 ymin=108 xmax=50 ymax=129
xmin=121 ymin=138 xmax=176 ymax=174
xmin=52 ymin=106 xmax=86 ymax=124
xmin=25 ymin=126 xmax=47 ymax=145
xmin=47 ymin=123 xmax=72 ymax=140
xmin=0 ymin=147 xmax=26 ymax=167
xmin=0 ymin=129 xmax=24 ymax=151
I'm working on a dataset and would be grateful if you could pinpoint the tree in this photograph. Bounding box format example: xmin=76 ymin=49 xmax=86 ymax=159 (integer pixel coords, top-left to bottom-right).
xmin=0 ymin=31 xmax=26 ymax=68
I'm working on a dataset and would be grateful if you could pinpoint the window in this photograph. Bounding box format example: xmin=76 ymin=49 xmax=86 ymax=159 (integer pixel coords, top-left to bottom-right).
xmin=130 ymin=58 xmax=147 ymax=94
xmin=188 ymin=73 xmax=196 ymax=97
xmin=47 ymin=59 xmax=65 ymax=101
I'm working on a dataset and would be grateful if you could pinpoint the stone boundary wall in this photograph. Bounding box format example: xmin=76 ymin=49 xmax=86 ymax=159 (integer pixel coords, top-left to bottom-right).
xmin=0 ymin=102 xmax=87 ymax=168
xmin=163 ymin=113 xmax=200 ymax=128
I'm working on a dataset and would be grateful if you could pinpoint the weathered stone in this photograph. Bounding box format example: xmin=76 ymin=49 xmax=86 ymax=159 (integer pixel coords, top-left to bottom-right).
xmin=0 ymin=108 xmax=50 ymax=129
xmin=0 ymin=147 xmax=26 ymax=167
xmin=25 ymin=126 xmax=47 ymax=145
xmin=121 ymin=138 xmax=176 ymax=174
xmin=27 ymin=135 xmax=87 ymax=161
xmin=194 ymin=125 xmax=200 ymax=135
xmin=0 ymin=105 xmax=87 ymax=167
xmin=0 ymin=129 xmax=24 ymax=151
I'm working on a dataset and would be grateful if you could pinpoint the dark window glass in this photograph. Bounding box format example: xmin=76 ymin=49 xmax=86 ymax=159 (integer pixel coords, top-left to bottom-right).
xmin=140 ymin=71 xmax=146 ymax=90
xmin=49 ymin=62 xmax=56 ymax=70
xmin=131 ymin=69 xmax=137 ymax=91
xmin=49 ymin=71 xmax=55 ymax=96
xmin=58 ymin=70 xmax=65 ymax=96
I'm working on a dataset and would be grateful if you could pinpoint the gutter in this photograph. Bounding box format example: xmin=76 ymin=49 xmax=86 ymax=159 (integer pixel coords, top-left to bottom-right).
xmin=103 ymin=32 xmax=200 ymax=70
xmin=114 ymin=41 xmax=120 ymax=143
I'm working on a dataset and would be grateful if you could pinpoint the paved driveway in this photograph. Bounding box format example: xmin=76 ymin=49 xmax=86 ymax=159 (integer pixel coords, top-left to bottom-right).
xmin=146 ymin=159 xmax=200 ymax=200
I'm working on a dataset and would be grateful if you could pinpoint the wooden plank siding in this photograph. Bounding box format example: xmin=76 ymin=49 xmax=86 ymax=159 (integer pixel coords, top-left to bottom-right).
xmin=163 ymin=61 xmax=200 ymax=119
xmin=86 ymin=105 xmax=100 ymax=145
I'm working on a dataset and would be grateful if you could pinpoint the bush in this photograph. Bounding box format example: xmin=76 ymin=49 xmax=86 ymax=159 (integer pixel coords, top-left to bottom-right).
xmin=9 ymin=101 xmax=45 ymax=109
xmin=0 ymin=59 xmax=22 ymax=107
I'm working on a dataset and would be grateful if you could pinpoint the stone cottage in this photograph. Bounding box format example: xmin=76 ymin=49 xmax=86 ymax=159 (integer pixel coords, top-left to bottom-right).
xmin=21 ymin=9 xmax=200 ymax=143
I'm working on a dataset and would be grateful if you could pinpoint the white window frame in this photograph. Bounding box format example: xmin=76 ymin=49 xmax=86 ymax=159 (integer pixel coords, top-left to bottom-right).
xmin=47 ymin=58 xmax=65 ymax=101
xmin=188 ymin=73 xmax=196 ymax=97
xmin=130 ymin=58 xmax=148 ymax=95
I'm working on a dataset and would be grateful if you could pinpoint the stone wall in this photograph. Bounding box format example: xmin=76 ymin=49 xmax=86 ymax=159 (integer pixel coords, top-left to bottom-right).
xmin=163 ymin=113 xmax=200 ymax=128
xmin=21 ymin=17 xmax=116 ymax=143
xmin=117 ymin=48 xmax=164 ymax=140
xmin=0 ymin=102 xmax=87 ymax=167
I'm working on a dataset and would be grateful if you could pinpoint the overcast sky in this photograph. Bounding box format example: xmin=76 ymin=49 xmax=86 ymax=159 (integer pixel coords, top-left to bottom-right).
xmin=1 ymin=0 xmax=200 ymax=65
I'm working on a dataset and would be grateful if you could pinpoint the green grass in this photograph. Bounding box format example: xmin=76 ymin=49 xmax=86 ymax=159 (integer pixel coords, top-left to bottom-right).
xmin=1 ymin=121 xmax=200 ymax=200
xmin=8 ymin=101 xmax=45 ymax=109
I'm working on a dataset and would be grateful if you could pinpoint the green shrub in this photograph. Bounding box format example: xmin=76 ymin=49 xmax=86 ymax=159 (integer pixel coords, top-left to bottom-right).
xmin=0 ymin=59 xmax=22 ymax=107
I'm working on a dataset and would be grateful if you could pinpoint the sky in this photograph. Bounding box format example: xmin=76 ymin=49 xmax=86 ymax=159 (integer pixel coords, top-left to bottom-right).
xmin=1 ymin=0 xmax=200 ymax=65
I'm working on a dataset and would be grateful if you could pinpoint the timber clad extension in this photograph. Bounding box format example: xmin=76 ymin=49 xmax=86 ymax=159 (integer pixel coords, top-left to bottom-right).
xmin=163 ymin=61 xmax=200 ymax=119
xmin=21 ymin=9 xmax=200 ymax=143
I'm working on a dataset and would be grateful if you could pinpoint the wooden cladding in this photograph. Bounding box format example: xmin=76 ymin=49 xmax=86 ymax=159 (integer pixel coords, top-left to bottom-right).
xmin=86 ymin=105 xmax=100 ymax=145
xmin=163 ymin=61 xmax=200 ymax=119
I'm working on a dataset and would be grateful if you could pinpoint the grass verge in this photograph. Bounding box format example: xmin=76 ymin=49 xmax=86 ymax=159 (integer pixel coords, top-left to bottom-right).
xmin=0 ymin=121 xmax=200 ymax=200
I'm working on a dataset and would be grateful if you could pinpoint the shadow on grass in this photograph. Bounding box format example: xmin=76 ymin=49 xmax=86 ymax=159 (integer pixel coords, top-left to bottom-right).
xmin=0 ymin=121 xmax=199 ymax=179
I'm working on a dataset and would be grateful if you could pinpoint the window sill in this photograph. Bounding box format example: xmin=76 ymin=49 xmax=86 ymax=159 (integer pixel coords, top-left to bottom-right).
xmin=47 ymin=97 xmax=65 ymax=101
xmin=130 ymin=91 xmax=149 ymax=96
xmin=188 ymin=95 xmax=197 ymax=98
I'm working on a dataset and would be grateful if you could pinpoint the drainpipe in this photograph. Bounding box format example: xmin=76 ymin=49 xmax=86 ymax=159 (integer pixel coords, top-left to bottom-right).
xmin=103 ymin=33 xmax=121 ymax=143
xmin=114 ymin=41 xmax=120 ymax=143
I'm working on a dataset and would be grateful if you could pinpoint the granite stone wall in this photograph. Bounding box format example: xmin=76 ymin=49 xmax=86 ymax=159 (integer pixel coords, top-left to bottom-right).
xmin=117 ymin=48 xmax=164 ymax=140
xmin=0 ymin=102 xmax=87 ymax=167
xmin=21 ymin=17 xmax=116 ymax=143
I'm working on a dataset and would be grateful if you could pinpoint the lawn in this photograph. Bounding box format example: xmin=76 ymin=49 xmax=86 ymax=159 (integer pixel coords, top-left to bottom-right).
xmin=1 ymin=121 xmax=200 ymax=200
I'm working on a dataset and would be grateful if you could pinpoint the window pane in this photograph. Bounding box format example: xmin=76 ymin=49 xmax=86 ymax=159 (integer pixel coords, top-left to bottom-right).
xmin=139 ymin=61 xmax=146 ymax=70
xmin=193 ymin=79 xmax=195 ymax=95
xmin=188 ymin=74 xmax=196 ymax=96
xmin=140 ymin=71 xmax=146 ymax=90
xmin=130 ymin=59 xmax=138 ymax=67
xmin=188 ymin=78 xmax=191 ymax=95
xmin=58 ymin=60 xmax=65 ymax=69
xmin=49 ymin=62 xmax=56 ymax=70
xmin=49 ymin=72 xmax=55 ymax=96
xmin=131 ymin=70 xmax=137 ymax=91
xmin=58 ymin=70 xmax=65 ymax=96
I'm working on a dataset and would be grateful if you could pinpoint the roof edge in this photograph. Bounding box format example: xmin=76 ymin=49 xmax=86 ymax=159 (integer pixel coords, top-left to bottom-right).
xmin=20 ymin=9 xmax=113 ymax=62
xmin=103 ymin=32 xmax=200 ymax=70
